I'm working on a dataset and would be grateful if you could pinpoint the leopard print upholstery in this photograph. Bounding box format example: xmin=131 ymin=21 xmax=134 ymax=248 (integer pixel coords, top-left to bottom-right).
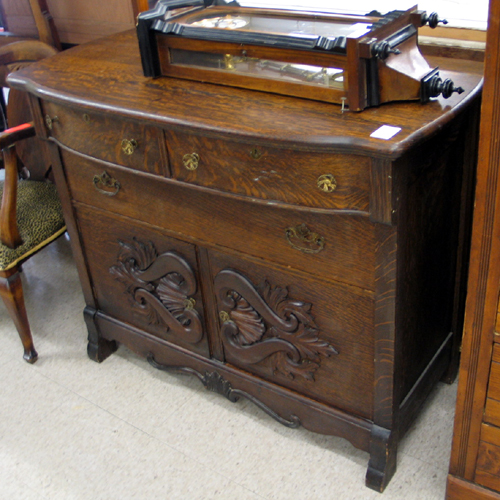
xmin=0 ymin=180 xmax=66 ymax=271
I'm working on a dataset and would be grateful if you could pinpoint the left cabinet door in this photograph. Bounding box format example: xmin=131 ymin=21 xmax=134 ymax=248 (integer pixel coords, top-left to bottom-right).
xmin=75 ymin=204 xmax=210 ymax=358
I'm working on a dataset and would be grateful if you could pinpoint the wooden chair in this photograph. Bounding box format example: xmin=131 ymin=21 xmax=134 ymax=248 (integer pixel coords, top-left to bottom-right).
xmin=0 ymin=40 xmax=65 ymax=363
xmin=0 ymin=0 xmax=59 ymax=131
xmin=0 ymin=0 xmax=61 ymax=51
xmin=0 ymin=0 xmax=153 ymax=48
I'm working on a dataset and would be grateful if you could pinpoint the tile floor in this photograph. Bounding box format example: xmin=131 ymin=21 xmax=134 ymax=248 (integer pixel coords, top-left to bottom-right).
xmin=0 ymin=235 xmax=455 ymax=499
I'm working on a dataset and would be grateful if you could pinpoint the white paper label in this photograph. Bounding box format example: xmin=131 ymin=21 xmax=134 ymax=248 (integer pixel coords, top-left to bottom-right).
xmin=370 ymin=125 xmax=402 ymax=140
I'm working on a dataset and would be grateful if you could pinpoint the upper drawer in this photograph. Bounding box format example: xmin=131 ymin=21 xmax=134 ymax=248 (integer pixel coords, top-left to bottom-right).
xmin=166 ymin=131 xmax=370 ymax=212
xmin=41 ymin=101 xmax=166 ymax=175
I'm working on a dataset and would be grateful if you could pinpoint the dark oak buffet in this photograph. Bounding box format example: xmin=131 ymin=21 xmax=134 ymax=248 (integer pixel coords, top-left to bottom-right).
xmin=8 ymin=29 xmax=483 ymax=491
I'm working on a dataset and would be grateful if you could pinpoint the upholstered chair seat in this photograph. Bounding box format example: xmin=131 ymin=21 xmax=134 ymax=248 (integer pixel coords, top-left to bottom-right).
xmin=0 ymin=180 xmax=65 ymax=272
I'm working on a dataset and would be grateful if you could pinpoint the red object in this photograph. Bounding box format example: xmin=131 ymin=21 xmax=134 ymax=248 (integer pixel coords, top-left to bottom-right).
xmin=4 ymin=123 xmax=32 ymax=134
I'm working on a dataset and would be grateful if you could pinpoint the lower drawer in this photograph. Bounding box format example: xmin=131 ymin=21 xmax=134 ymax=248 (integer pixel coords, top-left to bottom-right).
xmin=476 ymin=423 xmax=500 ymax=492
xmin=62 ymin=151 xmax=376 ymax=290
xmin=209 ymin=249 xmax=374 ymax=419
xmin=75 ymin=205 xmax=211 ymax=358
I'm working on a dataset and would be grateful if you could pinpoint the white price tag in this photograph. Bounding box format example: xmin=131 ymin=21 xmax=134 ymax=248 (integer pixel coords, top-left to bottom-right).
xmin=370 ymin=125 xmax=402 ymax=140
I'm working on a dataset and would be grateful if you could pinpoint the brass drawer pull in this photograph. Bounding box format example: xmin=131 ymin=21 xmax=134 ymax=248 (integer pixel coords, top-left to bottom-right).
xmin=285 ymin=223 xmax=325 ymax=254
xmin=45 ymin=115 xmax=59 ymax=130
xmin=317 ymin=174 xmax=337 ymax=193
xmin=121 ymin=139 xmax=138 ymax=155
xmin=183 ymin=152 xmax=200 ymax=171
xmin=93 ymin=171 xmax=121 ymax=196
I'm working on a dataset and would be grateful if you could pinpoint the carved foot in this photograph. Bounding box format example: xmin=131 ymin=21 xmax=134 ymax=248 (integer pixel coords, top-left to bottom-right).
xmin=365 ymin=425 xmax=397 ymax=492
xmin=84 ymin=306 xmax=118 ymax=363
xmin=87 ymin=338 xmax=118 ymax=363
xmin=23 ymin=347 xmax=38 ymax=364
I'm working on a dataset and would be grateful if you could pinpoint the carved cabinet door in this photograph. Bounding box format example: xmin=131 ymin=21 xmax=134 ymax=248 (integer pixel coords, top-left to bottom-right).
xmin=209 ymin=249 xmax=375 ymax=419
xmin=76 ymin=205 xmax=210 ymax=358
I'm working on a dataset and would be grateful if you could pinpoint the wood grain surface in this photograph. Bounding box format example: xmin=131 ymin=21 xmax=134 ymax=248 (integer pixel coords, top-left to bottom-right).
xmin=8 ymin=30 xmax=483 ymax=158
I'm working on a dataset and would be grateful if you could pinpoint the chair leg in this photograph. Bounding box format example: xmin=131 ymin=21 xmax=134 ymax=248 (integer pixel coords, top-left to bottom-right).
xmin=0 ymin=271 xmax=38 ymax=363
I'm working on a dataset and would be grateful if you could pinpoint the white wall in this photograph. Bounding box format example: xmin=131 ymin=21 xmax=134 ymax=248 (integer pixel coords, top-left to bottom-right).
xmin=239 ymin=0 xmax=488 ymax=29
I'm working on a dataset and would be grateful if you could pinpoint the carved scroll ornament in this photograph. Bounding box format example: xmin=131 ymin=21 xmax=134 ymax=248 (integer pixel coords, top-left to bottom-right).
xmin=109 ymin=238 xmax=203 ymax=344
xmin=215 ymin=269 xmax=338 ymax=381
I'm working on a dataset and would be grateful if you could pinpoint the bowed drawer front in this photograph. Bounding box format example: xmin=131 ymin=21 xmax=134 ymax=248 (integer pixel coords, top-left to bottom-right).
xmin=166 ymin=130 xmax=371 ymax=212
xmin=42 ymin=102 xmax=166 ymax=175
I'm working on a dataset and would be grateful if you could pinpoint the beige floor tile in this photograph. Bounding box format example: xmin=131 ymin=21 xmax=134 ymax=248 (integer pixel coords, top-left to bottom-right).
xmin=399 ymin=380 xmax=457 ymax=470
xmin=0 ymin=360 xmax=72 ymax=426
xmin=230 ymin=434 xmax=449 ymax=500
xmin=151 ymin=385 xmax=366 ymax=478
xmin=33 ymin=345 xmax=205 ymax=436
xmin=0 ymin=370 xmax=264 ymax=500
xmin=0 ymin=324 xmax=24 ymax=366
xmin=380 ymin=454 xmax=449 ymax=500
xmin=0 ymin=467 xmax=44 ymax=500
xmin=224 ymin=431 xmax=371 ymax=500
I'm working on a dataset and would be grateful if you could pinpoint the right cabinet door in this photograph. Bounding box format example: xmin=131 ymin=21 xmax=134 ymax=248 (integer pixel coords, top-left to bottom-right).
xmin=208 ymin=249 xmax=375 ymax=419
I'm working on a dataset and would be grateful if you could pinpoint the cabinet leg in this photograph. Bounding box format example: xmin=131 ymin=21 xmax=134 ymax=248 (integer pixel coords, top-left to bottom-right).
xmin=84 ymin=306 xmax=117 ymax=362
xmin=441 ymin=337 xmax=458 ymax=384
xmin=365 ymin=425 xmax=397 ymax=492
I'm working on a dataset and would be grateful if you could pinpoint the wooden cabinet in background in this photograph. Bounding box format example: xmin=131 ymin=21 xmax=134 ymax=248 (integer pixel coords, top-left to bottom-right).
xmin=446 ymin=0 xmax=500 ymax=498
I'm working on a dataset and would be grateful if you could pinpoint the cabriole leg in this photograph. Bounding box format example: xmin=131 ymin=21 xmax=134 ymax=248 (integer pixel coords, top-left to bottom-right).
xmin=0 ymin=271 xmax=37 ymax=363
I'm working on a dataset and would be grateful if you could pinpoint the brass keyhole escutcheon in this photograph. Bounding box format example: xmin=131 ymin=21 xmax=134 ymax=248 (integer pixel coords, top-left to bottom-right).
xmin=121 ymin=139 xmax=138 ymax=155
xmin=183 ymin=152 xmax=200 ymax=171
xmin=249 ymin=148 xmax=262 ymax=160
xmin=317 ymin=174 xmax=337 ymax=193
xmin=82 ymin=113 xmax=90 ymax=123
xmin=45 ymin=115 xmax=59 ymax=130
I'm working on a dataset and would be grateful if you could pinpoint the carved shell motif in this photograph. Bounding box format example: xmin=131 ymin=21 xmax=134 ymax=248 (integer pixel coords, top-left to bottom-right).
xmin=109 ymin=238 xmax=203 ymax=344
xmin=215 ymin=269 xmax=338 ymax=381
xmin=226 ymin=291 xmax=265 ymax=345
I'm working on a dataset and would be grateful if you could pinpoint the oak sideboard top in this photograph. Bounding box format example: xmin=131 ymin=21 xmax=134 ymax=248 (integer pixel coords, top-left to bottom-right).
xmin=7 ymin=30 xmax=483 ymax=159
